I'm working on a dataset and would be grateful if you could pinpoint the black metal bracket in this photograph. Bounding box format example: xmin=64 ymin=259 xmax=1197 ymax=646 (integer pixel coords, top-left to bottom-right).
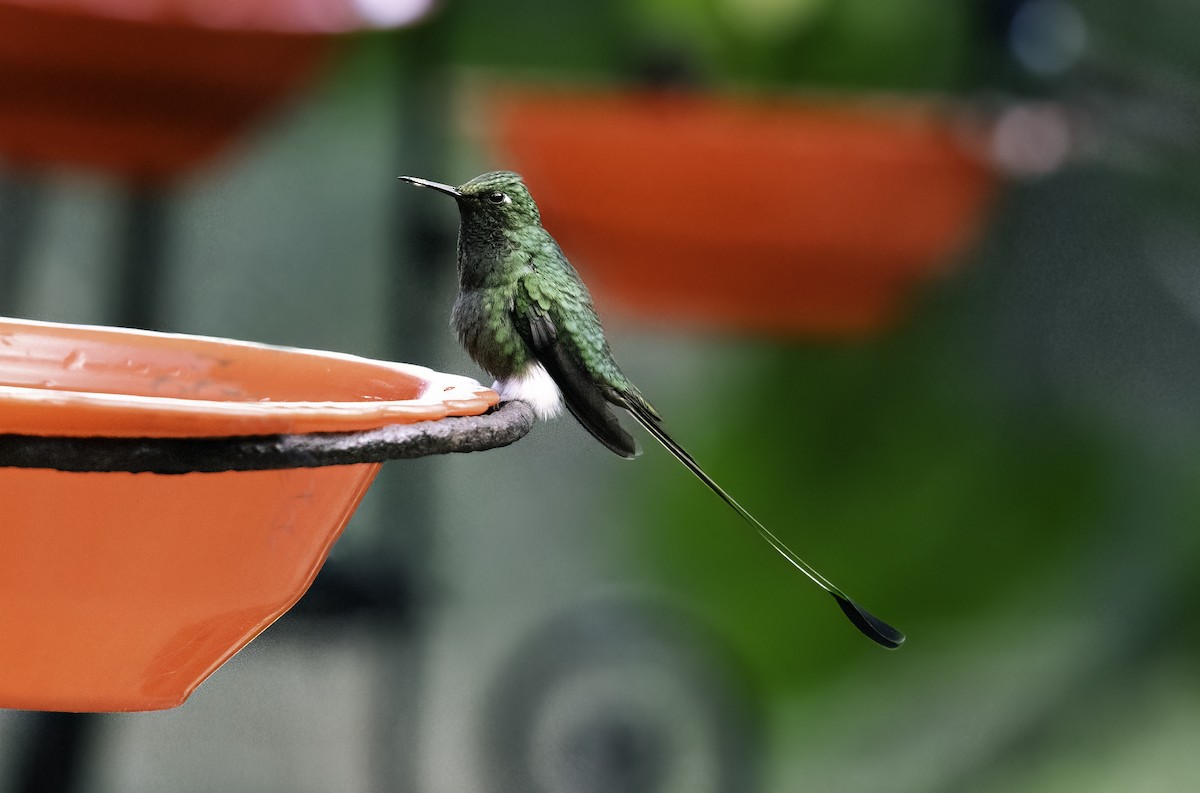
xmin=0 ymin=399 xmax=535 ymax=474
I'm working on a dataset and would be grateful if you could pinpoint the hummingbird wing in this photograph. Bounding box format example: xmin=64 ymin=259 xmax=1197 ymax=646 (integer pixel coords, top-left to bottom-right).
xmin=512 ymin=281 xmax=640 ymax=459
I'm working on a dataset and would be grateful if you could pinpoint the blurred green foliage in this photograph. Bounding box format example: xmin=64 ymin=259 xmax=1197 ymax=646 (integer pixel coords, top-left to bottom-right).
xmin=632 ymin=0 xmax=975 ymax=89
xmin=631 ymin=297 xmax=1116 ymax=692
xmin=445 ymin=0 xmax=975 ymax=91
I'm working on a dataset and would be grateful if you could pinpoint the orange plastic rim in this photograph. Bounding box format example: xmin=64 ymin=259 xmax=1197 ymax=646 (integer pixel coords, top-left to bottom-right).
xmin=0 ymin=317 xmax=498 ymax=438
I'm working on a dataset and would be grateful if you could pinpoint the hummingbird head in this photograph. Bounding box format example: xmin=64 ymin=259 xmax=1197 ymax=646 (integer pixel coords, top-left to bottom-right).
xmin=399 ymin=170 xmax=541 ymax=230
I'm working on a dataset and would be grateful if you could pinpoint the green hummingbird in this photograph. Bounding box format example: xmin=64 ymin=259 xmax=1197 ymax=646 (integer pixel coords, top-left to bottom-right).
xmin=400 ymin=170 xmax=904 ymax=649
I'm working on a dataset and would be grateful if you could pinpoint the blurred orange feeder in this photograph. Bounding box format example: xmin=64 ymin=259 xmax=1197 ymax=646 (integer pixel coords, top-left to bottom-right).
xmin=0 ymin=1 xmax=328 ymax=181
xmin=0 ymin=0 xmax=437 ymax=180
xmin=0 ymin=318 xmax=521 ymax=712
xmin=493 ymin=90 xmax=998 ymax=336
xmin=0 ymin=0 xmax=438 ymax=182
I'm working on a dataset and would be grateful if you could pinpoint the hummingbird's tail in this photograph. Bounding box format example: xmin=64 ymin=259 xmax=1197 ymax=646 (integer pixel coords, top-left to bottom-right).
xmin=622 ymin=400 xmax=905 ymax=649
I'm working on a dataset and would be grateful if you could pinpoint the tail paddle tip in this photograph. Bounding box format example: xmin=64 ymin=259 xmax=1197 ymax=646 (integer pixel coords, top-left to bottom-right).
xmin=833 ymin=594 xmax=906 ymax=649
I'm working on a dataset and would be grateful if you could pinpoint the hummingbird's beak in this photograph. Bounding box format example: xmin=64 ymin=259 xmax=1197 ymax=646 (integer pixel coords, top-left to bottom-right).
xmin=398 ymin=176 xmax=462 ymax=198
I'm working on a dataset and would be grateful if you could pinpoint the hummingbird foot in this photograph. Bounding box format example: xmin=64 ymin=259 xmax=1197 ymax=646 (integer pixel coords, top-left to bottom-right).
xmin=494 ymin=364 xmax=563 ymax=420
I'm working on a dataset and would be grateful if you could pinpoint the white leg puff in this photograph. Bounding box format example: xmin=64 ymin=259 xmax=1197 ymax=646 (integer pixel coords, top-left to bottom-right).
xmin=493 ymin=363 xmax=563 ymax=420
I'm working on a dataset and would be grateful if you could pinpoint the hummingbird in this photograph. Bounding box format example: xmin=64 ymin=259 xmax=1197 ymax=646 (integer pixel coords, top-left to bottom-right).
xmin=400 ymin=170 xmax=904 ymax=649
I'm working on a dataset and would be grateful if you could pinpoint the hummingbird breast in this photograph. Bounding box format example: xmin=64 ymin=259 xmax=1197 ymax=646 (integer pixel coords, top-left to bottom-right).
xmin=452 ymin=285 xmax=531 ymax=379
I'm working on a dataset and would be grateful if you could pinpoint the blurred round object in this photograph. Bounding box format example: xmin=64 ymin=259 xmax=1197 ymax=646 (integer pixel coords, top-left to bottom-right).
xmin=1010 ymin=0 xmax=1087 ymax=76
xmin=483 ymin=598 xmax=760 ymax=793
xmin=991 ymin=101 xmax=1075 ymax=176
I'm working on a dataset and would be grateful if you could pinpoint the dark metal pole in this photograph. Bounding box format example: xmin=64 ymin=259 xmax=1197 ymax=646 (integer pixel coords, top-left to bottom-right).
xmin=13 ymin=712 xmax=99 ymax=793
xmin=113 ymin=183 xmax=171 ymax=330
xmin=13 ymin=182 xmax=171 ymax=793
xmin=370 ymin=9 xmax=459 ymax=792
xmin=0 ymin=172 xmax=41 ymax=316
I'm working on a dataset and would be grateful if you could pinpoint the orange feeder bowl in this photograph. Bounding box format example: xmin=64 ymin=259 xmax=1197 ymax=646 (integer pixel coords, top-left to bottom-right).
xmin=492 ymin=89 xmax=998 ymax=336
xmin=0 ymin=2 xmax=331 ymax=182
xmin=0 ymin=318 xmax=527 ymax=712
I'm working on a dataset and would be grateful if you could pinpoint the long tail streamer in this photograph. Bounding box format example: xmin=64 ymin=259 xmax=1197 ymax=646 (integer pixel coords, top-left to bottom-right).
xmin=626 ymin=403 xmax=905 ymax=649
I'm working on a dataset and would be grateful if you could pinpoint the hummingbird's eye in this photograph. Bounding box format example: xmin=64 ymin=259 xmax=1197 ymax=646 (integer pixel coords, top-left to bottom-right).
xmin=488 ymin=191 xmax=510 ymax=205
